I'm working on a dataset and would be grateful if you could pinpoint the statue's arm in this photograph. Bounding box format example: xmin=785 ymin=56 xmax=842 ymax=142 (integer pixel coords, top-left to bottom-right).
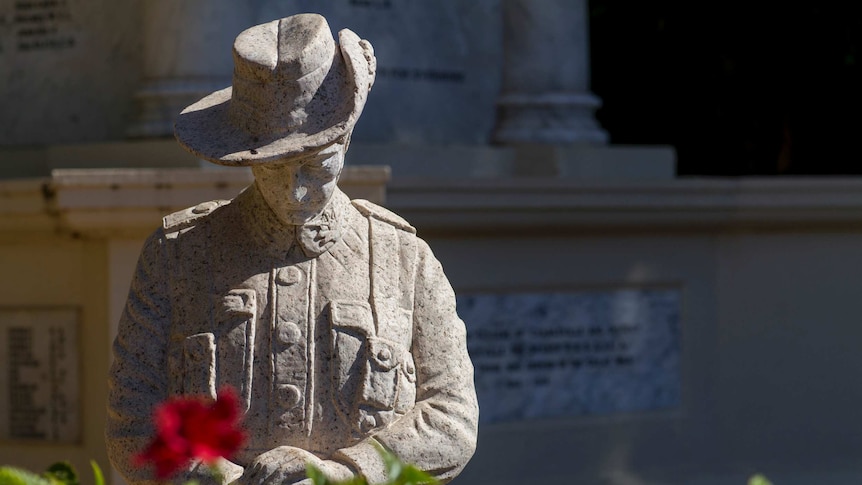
xmin=106 ymin=230 xmax=172 ymax=485
xmin=106 ymin=231 xmax=244 ymax=485
xmin=334 ymin=239 xmax=479 ymax=484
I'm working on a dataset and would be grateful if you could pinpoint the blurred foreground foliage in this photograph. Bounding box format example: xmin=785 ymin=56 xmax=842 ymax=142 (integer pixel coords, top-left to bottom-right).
xmin=307 ymin=446 xmax=436 ymax=485
xmin=0 ymin=462 xmax=103 ymax=485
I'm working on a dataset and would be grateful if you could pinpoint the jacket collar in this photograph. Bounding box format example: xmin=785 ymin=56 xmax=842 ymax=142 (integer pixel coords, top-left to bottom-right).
xmin=238 ymin=182 xmax=350 ymax=259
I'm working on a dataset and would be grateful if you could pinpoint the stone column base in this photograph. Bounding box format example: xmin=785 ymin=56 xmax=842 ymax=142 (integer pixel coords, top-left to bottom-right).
xmin=493 ymin=92 xmax=608 ymax=145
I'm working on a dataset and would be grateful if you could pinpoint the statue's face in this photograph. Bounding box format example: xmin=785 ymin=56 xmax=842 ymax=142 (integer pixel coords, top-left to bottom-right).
xmin=252 ymin=142 xmax=345 ymax=225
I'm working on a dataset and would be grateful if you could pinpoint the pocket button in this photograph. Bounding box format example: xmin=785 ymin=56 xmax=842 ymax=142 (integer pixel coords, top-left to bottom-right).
xmin=377 ymin=347 xmax=392 ymax=362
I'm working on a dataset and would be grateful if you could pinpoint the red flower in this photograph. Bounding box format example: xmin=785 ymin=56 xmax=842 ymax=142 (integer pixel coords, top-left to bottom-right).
xmin=134 ymin=386 xmax=246 ymax=479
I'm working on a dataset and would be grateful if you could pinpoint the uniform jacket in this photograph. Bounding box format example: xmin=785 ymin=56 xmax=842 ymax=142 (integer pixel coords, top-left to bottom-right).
xmin=106 ymin=184 xmax=478 ymax=484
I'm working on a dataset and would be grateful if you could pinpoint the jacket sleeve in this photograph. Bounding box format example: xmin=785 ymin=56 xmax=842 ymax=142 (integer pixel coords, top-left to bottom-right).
xmin=105 ymin=226 xmax=246 ymax=485
xmin=106 ymin=230 xmax=172 ymax=485
xmin=334 ymin=239 xmax=479 ymax=484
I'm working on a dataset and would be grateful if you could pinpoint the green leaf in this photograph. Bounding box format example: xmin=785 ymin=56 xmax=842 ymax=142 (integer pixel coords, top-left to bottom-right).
xmin=89 ymin=462 xmax=104 ymax=485
xmin=377 ymin=446 xmax=402 ymax=481
xmin=0 ymin=467 xmax=53 ymax=485
xmin=306 ymin=464 xmax=330 ymax=485
xmin=304 ymin=443 xmax=435 ymax=485
xmin=393 ymin=465 xmax=436 ymax=485
xmin=367 ymin=444 xmax=436 ymax=485
xmin=748 ymin=474 xmax=773 ymax=485
xmin=306 ymin=464 xmax=368 ymax=485
xmin=43 ymin=463 xmax=78 ymax=485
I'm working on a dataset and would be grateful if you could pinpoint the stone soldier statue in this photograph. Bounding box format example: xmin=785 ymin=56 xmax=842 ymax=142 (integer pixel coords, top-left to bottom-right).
xmin=106 ymin=14 xmax=478 ymax=485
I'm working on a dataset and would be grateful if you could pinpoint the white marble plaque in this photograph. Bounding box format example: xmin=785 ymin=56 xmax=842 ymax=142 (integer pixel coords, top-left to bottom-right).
xmin=458 ymin=288 xmax=681 ymax=423
xmin=258 ymin=0 xmax=502 ymax=144
xmin=0 ymin=309 xmax=80 ymax=443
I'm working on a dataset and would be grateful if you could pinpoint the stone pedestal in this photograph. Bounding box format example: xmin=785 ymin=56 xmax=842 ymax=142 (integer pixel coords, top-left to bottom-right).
xmin=494 ymin=0 xmax=608 ymax=144
xmin=127 ymin=0 xmax=255 ymax=137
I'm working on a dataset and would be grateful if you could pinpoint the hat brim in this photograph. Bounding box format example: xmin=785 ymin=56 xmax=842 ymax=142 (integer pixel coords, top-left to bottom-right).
xmin=174 ymin=28 xmax=373 ymax=166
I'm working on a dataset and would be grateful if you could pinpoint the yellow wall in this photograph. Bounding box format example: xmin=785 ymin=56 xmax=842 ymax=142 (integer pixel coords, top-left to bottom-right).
xmin=0 ymin=237 xmax=109 ymax=482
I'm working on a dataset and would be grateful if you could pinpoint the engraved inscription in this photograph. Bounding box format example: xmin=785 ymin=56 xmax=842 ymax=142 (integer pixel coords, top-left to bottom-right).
xmin=469 ymin=323 xmax=640 ymax=383
xmin=0 ymin=309 xmax=80 ymax=443
xmin=8 ymin=327 xmax=45 ymax=439
xmin=9 ymin=0 xmax=76 ymax=53
xmin=376 ymin=67 xmax=466 ymax=84
xmin=348 ymin=0 xmax=392 ymax=9
xmin=459 ymin=289 xmax=681 ymax=423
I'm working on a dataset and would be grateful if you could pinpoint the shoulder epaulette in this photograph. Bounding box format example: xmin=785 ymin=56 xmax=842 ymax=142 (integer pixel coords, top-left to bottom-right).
xmin=163 ymin=199 xmax=231 ymax=232
xmin=351 ymin=199 xmax=416 ymax=235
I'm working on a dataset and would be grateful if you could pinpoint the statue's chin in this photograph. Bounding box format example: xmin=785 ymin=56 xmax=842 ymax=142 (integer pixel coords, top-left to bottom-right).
xmin=275 ymin=206 xmax=326 ymax=226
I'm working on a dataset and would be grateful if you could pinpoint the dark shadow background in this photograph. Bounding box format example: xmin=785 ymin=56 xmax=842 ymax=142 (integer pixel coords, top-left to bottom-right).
xmin=590 ymin=1 xmax=862 ymax=176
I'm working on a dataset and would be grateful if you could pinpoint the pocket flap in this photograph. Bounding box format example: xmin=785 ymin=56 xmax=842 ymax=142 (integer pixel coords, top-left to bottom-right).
xmin=217 ymin=289 xmax=256 ymax=317
xmin=331 ymin=300 xmax=375 ymax=336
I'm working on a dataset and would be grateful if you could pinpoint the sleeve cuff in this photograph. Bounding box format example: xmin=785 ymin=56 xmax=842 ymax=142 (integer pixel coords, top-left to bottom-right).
xmin=332 ymin=437 xmax=388 ymax=485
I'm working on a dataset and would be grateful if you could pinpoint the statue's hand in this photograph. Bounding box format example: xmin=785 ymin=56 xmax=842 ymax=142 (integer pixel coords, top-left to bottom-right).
xmin=241 ymin=446 xmax=318 ymax=484
xmin=240 ymin=446 xmax=356 ymax=485
xmin=285 ymin=459 xmax=353 ymax=485
xmin=175 ymin=458 xmax=244 ymax=485
xmin=209 ymin=457 xmax=244 ymax=484
xmin=309 ymin=460 xmax=354 ymax=483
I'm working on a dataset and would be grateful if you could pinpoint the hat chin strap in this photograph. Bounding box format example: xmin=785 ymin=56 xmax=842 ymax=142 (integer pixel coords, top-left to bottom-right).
xmin=341 ymin=132 xmax=353 ymax=154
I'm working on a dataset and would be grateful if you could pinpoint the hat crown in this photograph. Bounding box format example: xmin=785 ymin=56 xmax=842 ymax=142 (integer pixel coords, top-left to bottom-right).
xmin=229 ymin=14 xmax=339 ymax=138
xmin=276 ymin=14 xmax=335 ymax=77
xmin=233 ymin=14 xmax=335 ymax=82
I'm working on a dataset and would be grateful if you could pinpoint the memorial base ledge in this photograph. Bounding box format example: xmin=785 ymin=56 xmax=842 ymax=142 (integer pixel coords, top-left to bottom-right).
xmin=0 ymin=166 xmax=389 ymax=239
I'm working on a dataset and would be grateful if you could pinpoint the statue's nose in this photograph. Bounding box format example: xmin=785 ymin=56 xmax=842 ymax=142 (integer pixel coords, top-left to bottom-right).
xmin=291 ymin=185 xmax=308 ymax=203
xmin=280 ymin=166 xmax=307 ymax=204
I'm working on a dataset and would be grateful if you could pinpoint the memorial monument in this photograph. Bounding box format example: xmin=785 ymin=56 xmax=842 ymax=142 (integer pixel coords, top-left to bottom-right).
xmin=106 ymin=14 xmax=478 ymax=485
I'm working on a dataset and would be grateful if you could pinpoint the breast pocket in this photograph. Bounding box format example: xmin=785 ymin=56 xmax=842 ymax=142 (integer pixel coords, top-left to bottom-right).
xmin=330 ymin=300 xmax=417 ymax=435
xmin=357 ymin=336 xmax=417 ymax=433
xmin=183 ymin=332 xmax=216 ymax=399
xmin=213 ymin=289 xmax=256 ymax=411
xmin=330 ymin=300 xmax=375 ymax=427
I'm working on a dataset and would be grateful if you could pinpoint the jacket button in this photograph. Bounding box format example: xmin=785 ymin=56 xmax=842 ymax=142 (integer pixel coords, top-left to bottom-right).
xmin=278 ymin=407 xmax=304 ymax=428
xmin=282 ymin=408 xmax=303 ymax=425
xmin=359 ymin=414 xmax=377 ymax=433
xmin=277 ymin=321 xmax=302 ymax=344
xmin=276 ymin=266 xmax=302 ymax=285
xmin=277 ymin=384 xmax=302 ymax=408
